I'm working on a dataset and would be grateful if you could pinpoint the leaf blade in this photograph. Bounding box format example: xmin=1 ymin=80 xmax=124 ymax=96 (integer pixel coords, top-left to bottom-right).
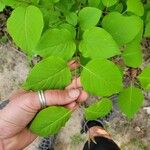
xmin=35 ymin=28 xmax=76 ymax=60
xmin=78 ymin=7 xmax=102 ymax=30
xmin=137 ymin=66 xmax=150 ymax=90
xmin=102 ymin=12 xmax=143 ymax=45
xmin=79 ymin=27 xmax=120 ymax=59
xmin=7 ymin=5 xmax=44 ymax=56
xmin=102 ymin=0 xmax=118 ymax=7
xmin=84 ymin=98 xmax=112 ymax=120
xmin=29 ymin=106 xmax=71 ymax=137
xmin=23 ymin=56 xmax=71 ymax=91
xmin=66 ymin=12 xmax=78 ymax=26
xmin=122 ymin=30 xmax=143 ymax=68
xmin=127 ymin=0 xmax=144 ymax=16
xmin=0 ymin=1 xmax=5 ymax=12
xmin=118 ymin=87 xmax=144 ymax=118
xmin=81 ymin=59 xmax=123 ymax=96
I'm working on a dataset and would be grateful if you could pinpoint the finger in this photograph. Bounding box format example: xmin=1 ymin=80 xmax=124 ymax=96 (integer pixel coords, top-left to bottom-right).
xmin=77 ymin=90 xmax=89 ymax=102
xmin=30 ymin=89 xmax=80 ymax=110
xmin=68 ymin=60 xmax=80 ymax=70
xmin=66 ymin=77 xmax=82 ymax=89
xmin=2 ymin=128 xmax=37 ymax=149
xmin=65 ymin=102 xmax=77 ymax=110
xmin=44 ymin=89 xmax=80 ymax=106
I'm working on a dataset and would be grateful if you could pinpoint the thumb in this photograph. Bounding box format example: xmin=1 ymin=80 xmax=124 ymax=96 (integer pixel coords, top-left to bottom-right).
xmin=42 ymin=89 xmax=80 ymax=106
xmin=29 ymin=89 xmax=80 ymax=110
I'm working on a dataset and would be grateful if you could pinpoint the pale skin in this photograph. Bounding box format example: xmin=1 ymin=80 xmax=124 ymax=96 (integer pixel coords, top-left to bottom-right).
xmin=0 ymin=61 xmax=88 ymax=150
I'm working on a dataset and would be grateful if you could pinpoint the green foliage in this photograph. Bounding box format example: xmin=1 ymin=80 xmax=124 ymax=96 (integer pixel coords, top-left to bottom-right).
xmin=85 ymin=98 xmax=112 ymax=120
xmin=102 ymin=0 xmax=118 ymax=7
xmin=113 ymin=3 xmax=123 ymax=13
xmin=144 ymin=11 xmax=150 ymax=37
xmin=144 ymin=22 xmax=150 ymax=37
xmin=23 ymin=56 xmax=71 ymax=91
xmin=66 ymin=12 xmax=78 ymax=26
xmin=88 ymin=0 xmax=103 ymax=8
xmin=4 ymin=0 xmax=150 ymax=137
xmin=137 ymin=66 xmax=150 ymax=90
xmin=118 ymin=86 xmax=144 ymax=118
xmin=102 ymin=12 xmax=143 ymax=46
xmin=35 ymin=28 xmax=76 ymax=60
xmin=78 ymin=7 xmax=102 ymax=30
xmin=127 ymin=0 xmax=144 ymax=16
xmin=79 ymin=27 xmax=120 ymax=59
xmin=2 ymin=0 xmax=29 ymax=8
xmin=0 ymin=1 xmax=5 ymax=12
xmin=7 ymin=5 xmax=44 ymax=56
xmin=122 ymin=30 xmax=143 ymax=68
xmin=81 ymin=59 xmax=123 ymax=96
xmin=29 ymin=106 xmax=71 ymax=136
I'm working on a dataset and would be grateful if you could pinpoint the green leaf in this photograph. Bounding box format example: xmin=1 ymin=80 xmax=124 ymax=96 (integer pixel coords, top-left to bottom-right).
xmin=81 ymin=59 xmax=123 ymax=96
xmin=40 ymin=0 xmax=59 ymax=6
xmin=108 ymin=2 xmax=123 ymax=13
xmin=145 ymin=11 xmax=150 ymax=24
xmin=102 ymin=12 xmax=143 ymax=45
xmin=58 ymin=23 xmax=76 ymax=39
xmin=84 ymin=98 xmax=112 ymax=120
xmin=127 ymin=0 xmax=144 ymax=16
xmin=118 ymin=87 xmax=144 ymax=118
xmin=122 ymin=30 xmax=143 ymax=68
xmin=80 ymin=56 xmax=91 ymax=66
xmin=144 ymin=22 xmax=150 ymax=37
xmin=2 ymin=0 xmax=29 ymax=9
xmin=35 ymin=28 xmax=76 ymax=60
xmin=7 ymin=5 xmax=44 ymax=56
xmin=48 ymin=10 xmax=61 ymax=28
xmin=88 ymin=0 xmax=104 ymax=9
xmin=50 ymin=0 xmax=60 ymax=3
xmin=29 ymin=106 xmax=71 ymax=137
xmin=39 ymin=8 xmax=51 ymax=30
xmin=40 ymin=8 xmax=61 ymax=30
xmin=102 ymin=0 xmax=118 ymax=7
xmin=137 ymin=66 xmax=150 ymax=90
xmin=78 ymin=7 xmax=102 ymax=30
xmin=79 ymin=27 xmax=120 ymax=59
xmin=23 ymin=56 xmax=71 ymax=91
xmin=144 ymin=0 xmax=150 ymax=11
xmin=66 ymin=12 xmax=78 ymax=26
xmin=56 ymin=0 xmax=75 ymax=13
xmin=144 ymin=11 xmax=150 ymax=37
xmin=114 ymin=3 xmax=123 ymax=12
xmin=122 ymin=43 xmax=142 ymax=68
xmin=39 ymin=0 xmax=53 ymax=8
xmin=31 ymin=0 xmax=40 ymax=4
xmin=0 ymin=1 xmax=5 ymax=12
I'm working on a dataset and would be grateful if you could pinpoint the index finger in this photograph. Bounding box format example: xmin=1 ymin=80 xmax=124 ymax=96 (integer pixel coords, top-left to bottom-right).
xmin=68 ymin=60 xmax=80 ymax=71
xmin=65 ymin=77 xmax=82 ymax=89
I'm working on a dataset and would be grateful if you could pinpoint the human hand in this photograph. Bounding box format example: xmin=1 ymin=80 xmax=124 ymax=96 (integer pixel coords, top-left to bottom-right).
xmin=0 ymin=61 xmax=88 ymax=150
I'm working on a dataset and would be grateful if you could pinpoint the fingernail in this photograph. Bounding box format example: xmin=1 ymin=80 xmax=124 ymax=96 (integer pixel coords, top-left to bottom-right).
xmin=68 ymin=89 xmax=80 ymax=99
